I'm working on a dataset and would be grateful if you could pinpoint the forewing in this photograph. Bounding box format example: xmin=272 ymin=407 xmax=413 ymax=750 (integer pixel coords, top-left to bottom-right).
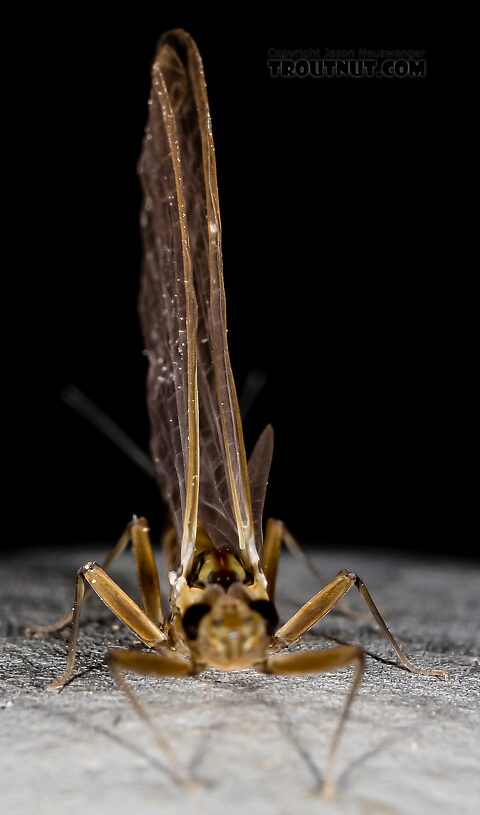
xmin=138 ymin=37 xmax=199 ymax=569
xmin=139 ymin=30 xmax=260 ymax=572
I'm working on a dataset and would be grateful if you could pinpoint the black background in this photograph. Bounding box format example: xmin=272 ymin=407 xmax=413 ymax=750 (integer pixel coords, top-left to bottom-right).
xmin=8 ymin=12 xmax=472 ymax=558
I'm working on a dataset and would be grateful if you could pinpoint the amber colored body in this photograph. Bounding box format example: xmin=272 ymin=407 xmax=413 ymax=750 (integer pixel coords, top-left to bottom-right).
xmin=26 ymin=514 xmax=447 ymax=794
xmin=26 ymin=29 xmax=448 ymax=795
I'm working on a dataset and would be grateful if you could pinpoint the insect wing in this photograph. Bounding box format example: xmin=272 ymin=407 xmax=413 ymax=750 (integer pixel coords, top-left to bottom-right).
xmin=138 ymin=34 xmax=200 ymax=570
xmin=139 ymin=30 xmax=263 ymax=577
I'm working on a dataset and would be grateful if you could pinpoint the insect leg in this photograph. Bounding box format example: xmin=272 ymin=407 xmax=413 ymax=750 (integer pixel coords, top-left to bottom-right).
xmin=264 ymin=519 xmax=362 ymax=621
xmin=47 ymin=562 xmax=166 ymax=691
xmin=262 ymin=518 xmax=283 ymax=600
xmin=273 ymin=569 xmax=448 ymax=678
xmin=128 ymin=517 xmax=163 ymax=626
xmin=107 ymin=649 xmax=199 ymax=789
xmin=107 ymin=648 xmax=191 ymax=676
xmin=262 ymin=644 xmax=365 ymax=797
xmin=26 ymin=515 xmax=162 ymax=635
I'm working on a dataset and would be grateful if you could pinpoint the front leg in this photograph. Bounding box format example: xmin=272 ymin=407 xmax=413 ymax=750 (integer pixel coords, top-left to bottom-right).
xmin=107 ymin=648 xmax=199 ymax=789
xmin=273 ymin=569 xmax=448 ymax=678
xmin=260 ymin=644 xmax=365 ymax=797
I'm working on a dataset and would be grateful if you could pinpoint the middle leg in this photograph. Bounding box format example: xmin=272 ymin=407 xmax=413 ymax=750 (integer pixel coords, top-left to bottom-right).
xmin=47 ymin=561 xmax=168 ymax=691
xmin=272 ymin=569 xmax=448 ymax=678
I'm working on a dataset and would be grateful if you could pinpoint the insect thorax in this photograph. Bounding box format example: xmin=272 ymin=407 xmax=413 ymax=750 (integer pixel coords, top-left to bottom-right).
xmin=166 ymin=534 xmax=277 ymax=670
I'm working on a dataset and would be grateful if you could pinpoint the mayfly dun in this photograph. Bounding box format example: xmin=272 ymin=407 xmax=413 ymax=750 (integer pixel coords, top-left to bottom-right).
xmin=26 ymin=29 xmax=448 ymax=795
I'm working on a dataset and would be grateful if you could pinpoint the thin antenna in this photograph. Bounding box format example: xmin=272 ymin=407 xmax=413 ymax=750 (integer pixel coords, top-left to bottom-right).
xmin=61 ymin=384 xmax=157 ymax=481
xmin=61 ymin=370 xmax=266 ymax=480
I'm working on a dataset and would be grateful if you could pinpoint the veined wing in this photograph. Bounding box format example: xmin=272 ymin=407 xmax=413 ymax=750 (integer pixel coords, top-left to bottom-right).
xmin=138 ymin=31 xmax=200 ymax=573
xmin=139 ymin=30 xmax=266 ymax=579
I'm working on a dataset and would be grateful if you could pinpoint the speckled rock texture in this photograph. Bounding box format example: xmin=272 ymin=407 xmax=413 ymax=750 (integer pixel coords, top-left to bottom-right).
xmin=1 ymin=546 xmax=479 ymax=815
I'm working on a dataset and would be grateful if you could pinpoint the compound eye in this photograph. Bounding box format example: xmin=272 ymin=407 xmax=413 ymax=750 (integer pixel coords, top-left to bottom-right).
xmin=182 ymin=603 xmax=211 ymax=640
xmin=249 ymin=600 xmax=279 ymax=635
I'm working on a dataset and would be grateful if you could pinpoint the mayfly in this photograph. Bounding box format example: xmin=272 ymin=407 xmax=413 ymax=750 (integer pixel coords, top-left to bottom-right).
xmin=27 ymin=29 xmax=447 ymax=794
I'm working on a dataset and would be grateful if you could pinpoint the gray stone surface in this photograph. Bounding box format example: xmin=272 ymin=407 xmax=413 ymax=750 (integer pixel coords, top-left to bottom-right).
xmin=1 ymin=546 xmax=479 ymax=815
